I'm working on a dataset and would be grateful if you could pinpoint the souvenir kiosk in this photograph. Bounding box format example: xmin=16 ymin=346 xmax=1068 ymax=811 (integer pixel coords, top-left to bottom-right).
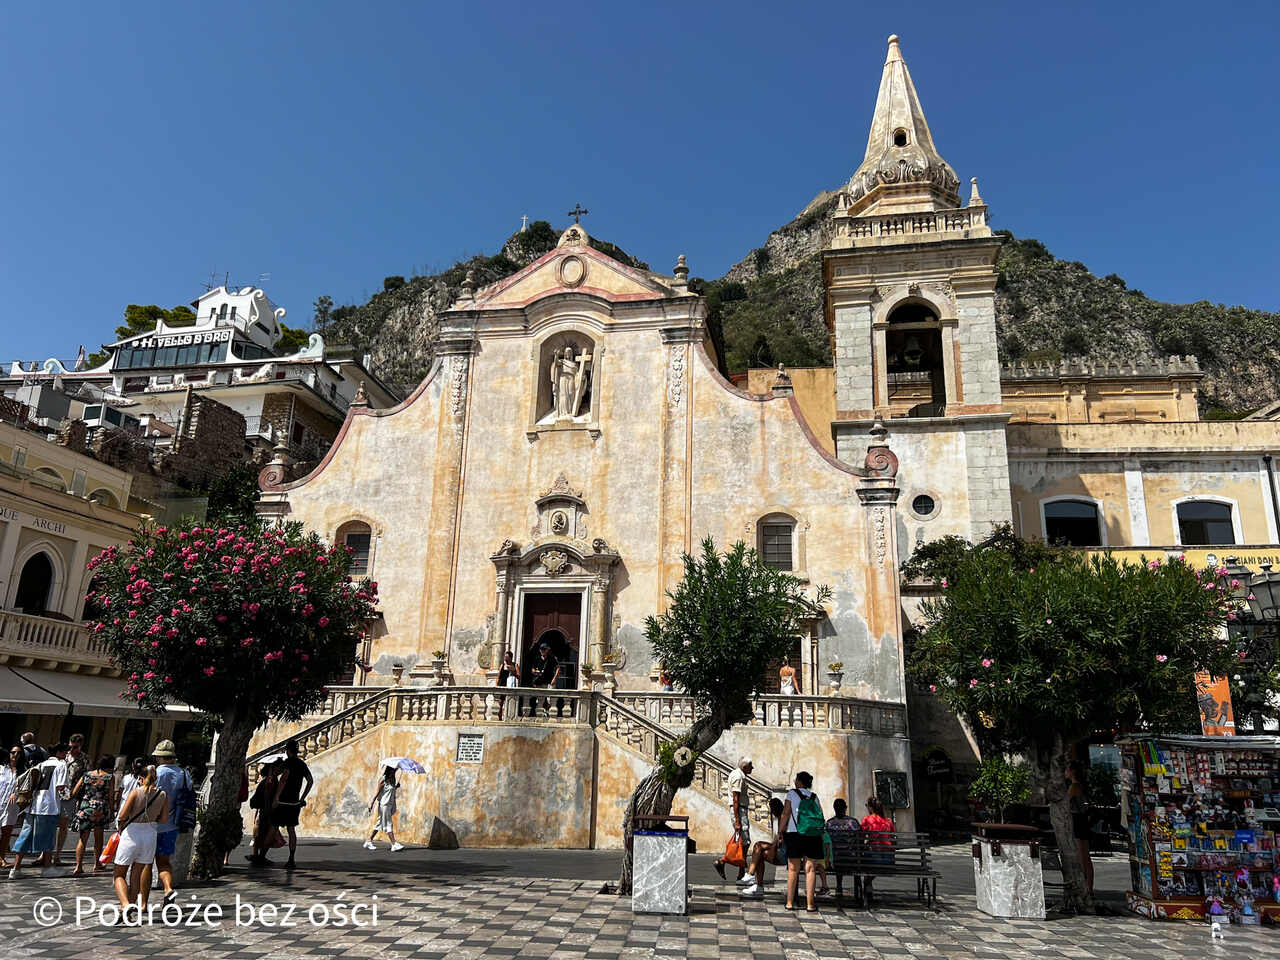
xmin=1122 ymin=735 xmax=1280 ymax=924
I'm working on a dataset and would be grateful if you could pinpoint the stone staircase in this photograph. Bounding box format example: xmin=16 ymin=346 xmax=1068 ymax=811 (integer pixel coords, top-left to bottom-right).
xmin=246 ymin=685 xmax=781 ymax=835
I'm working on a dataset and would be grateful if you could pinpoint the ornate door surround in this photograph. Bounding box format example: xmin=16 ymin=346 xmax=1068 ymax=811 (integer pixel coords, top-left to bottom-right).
xmin=488 ymin=474 xmax=620 ymax=682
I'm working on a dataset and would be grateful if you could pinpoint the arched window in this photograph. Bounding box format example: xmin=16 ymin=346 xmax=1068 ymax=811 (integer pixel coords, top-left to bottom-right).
xmin=336 ymin=521 xmax=373 ymax=577
xmin=758 ymin=514 xmax=795 ymax=571
xmin=885 ymin=302 xmax=945 ymax=417
xmin=31 ymin=467 xmax=67 ymax=492
xmin=1043 ymin=499 xmax=1103 ymax=547
xmin=87 ymin=488 xmax=120 ymax=509
xmin=14 ymin=552 xmax=54 ymax=615
xmin=1177 ymin=500 xmax=1236 ymax=546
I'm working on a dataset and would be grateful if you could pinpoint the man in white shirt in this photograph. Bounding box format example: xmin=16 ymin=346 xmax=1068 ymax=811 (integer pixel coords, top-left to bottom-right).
xmin=714 ymin=757 xmax=753 ymax=881
xmin=8 ymin=742 xmax=68 ymax=879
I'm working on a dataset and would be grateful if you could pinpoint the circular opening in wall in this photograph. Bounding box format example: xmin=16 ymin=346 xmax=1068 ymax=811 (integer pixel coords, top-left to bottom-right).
xmin=893 ymin=128 xmax=909 ymax=147
xmin=912 ymin=494 xmax=936 ymax=518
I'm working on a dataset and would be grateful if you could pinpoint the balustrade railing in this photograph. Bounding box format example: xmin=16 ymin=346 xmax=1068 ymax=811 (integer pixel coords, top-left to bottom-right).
xmin=310 ymin=685 xmax=387 ymax=717
xmin=595 ymin=697 xmax=777 ymax=836
xmin=614 ymin=691 xmax=907 ymax=736
xmin=0 ymin=610 xmax=112 ymax=667
xmin=839 ymin=205 xmax=988 ymax=243
xmin=391 ymin=685 xmax=592 ymax=724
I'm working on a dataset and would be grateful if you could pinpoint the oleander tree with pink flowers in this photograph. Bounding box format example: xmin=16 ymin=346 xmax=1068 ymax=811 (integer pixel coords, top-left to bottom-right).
xmin=86 ymin=519 xmax=379 ymax=878
xmin=906 ymin=530 xmax=1238 ymax=914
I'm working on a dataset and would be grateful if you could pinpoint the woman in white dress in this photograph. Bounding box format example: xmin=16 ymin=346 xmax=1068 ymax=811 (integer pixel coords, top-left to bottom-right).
xmin=363 ymin=766 xmax=403 ymax=852
xmin=112 ymin=764 xmax=168 ymax=920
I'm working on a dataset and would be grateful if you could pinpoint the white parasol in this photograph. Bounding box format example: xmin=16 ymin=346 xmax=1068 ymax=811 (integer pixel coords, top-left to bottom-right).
xmin=380 ymin=757 xmax=426 ymax=774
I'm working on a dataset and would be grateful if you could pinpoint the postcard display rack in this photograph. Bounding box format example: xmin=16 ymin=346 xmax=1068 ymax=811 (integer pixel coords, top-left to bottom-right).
xmin=1122 ymin=737 xmax=1280 ymax=924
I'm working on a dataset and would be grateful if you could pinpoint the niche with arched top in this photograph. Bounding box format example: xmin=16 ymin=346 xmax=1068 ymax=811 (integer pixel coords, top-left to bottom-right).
xmin=533 ymin=331 xmax=600 ymax=426
xmin=885 ymin=301 xmax=945 ymax=417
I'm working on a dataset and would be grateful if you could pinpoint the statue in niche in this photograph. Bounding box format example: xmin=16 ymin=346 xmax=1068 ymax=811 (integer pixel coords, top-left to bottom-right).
xmin=549 ymin=343 xmax=592 ymax=419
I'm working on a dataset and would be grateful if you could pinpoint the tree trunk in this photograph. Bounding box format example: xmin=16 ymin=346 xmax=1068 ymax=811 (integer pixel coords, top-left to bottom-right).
xmin=618 ymin=707 xmax=739 ymax=894
xmin=190 ymin=705 xmax=261 ymax=880
xmin=1039 ymin=733 xmax=1095 ymax=915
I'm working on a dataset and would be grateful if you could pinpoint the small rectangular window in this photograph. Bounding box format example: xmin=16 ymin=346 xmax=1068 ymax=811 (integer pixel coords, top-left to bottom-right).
xmin=344 ymin=532 xmax=372 ymax=576
xmin=105 ymin=408 xmax=122 ymax=426
xmin=291 ymin=421 xmax=305 ymax=444
xmin=761 ymin=523 xmax=793 ymax=571
xmin=83 ymin=405 xmax=102 ymax=420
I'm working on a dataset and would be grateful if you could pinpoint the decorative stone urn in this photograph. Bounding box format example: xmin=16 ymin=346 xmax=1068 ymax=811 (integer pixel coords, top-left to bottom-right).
xmin=391 ymin=664 xmax=405 ymax=686
xmin=827 ymin=670 xmax=844 ymax=694
xmin=427 ymin=656 xmax=448 ymax=687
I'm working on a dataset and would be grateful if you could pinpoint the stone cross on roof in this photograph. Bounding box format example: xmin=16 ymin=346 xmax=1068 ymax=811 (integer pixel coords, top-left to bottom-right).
xmin=567 ymin=203 xmax=589 ymax=224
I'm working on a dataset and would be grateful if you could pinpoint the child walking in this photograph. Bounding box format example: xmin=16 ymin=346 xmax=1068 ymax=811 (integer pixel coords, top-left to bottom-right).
xmin=364 ymin=765 xmax=403 ymax=852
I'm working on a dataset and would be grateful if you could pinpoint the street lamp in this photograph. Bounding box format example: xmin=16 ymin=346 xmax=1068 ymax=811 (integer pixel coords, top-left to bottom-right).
xmin=1247 ymin=563 xmax=1280 ymax=623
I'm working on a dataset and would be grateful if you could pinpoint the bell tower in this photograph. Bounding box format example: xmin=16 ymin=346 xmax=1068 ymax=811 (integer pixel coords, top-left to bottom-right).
xmin=826 ymin=35 xmax=1011 ymax=539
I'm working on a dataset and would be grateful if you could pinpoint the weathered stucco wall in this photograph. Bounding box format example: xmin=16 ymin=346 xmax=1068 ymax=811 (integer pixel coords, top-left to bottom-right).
xmin=273 ymin=722 xmax=596 ymax=848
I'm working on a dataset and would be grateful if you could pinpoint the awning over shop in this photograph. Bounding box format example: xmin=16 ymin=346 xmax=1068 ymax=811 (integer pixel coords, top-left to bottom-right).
xmin=1 ymin=666 xmax=197 ymax=719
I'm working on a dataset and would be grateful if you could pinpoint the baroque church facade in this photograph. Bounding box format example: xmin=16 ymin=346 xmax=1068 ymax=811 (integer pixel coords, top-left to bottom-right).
xmin=251 ymin=36 xmax=1280 ymax=847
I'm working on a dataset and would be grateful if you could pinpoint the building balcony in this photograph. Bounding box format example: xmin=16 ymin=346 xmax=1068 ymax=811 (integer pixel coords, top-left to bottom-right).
xmin=0 ymin=609 xmax=115 ymax=674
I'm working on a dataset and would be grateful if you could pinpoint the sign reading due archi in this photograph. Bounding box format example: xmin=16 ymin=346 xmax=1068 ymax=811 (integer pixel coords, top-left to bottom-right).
xmin=456 ymin=733 xmax=484 ymax=764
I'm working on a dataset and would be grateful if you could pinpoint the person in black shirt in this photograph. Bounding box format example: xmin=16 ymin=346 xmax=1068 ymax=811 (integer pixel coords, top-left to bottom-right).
xmin=528 ymin=641 xmax=562 ymax=717
xmin=272 ymin=740 xmax=313 ymax=870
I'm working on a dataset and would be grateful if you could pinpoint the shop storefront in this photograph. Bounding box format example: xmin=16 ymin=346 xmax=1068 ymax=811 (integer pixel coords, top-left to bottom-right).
xmin=1122 ymin=735 xmax=1280 ymax=923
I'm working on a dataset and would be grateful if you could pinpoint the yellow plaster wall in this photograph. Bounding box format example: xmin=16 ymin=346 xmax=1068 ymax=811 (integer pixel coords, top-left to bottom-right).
xmin=269 ymin=370 xmax=448 ymax=675
xmin=280 ymin=722 xmax=596 ymax=848
xmin=743 ymin=367 xmax=838 ymax=455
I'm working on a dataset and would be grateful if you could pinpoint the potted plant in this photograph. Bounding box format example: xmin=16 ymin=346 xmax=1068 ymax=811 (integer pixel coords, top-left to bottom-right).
xmin=969 ymin=754 xmax=1032 ymax=837
xmin=826 ymin=662 xmax=844 ymax=693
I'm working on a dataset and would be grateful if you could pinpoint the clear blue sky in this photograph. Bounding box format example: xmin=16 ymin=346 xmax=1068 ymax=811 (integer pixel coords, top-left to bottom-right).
xmin=2 ymin=1 xmax=1276 ymax=363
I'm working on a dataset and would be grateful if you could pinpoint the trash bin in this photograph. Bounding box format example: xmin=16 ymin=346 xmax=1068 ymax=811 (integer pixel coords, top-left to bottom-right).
xmin=631 ymin=814 xmax=689 ymax=915
xmin=971 ymin=823 xmax=1045 ymax=919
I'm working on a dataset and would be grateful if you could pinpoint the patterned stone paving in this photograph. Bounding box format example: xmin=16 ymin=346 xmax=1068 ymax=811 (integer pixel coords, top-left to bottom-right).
xmin=2 ymin=845 xmax=1275 ymax=959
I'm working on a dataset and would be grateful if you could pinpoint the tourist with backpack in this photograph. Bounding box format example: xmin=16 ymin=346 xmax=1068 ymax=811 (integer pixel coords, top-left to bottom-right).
xmin=776 ymin=771 xmax=824 ymax=912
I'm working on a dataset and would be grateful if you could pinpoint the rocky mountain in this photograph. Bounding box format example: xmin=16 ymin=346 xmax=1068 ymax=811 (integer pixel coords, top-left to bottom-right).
xmin=319 ymin=202 xmax=1280 ymax=416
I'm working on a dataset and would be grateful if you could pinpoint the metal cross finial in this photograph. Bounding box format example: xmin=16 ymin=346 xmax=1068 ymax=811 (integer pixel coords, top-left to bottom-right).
xmin=568 ymin=203 xmax=589 ymax=224
xmin=520 ymin=215 xmax=529 ymax=232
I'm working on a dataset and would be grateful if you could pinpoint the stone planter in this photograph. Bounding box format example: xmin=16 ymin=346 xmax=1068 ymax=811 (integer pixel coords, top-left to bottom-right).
xmin=970 ymin=822 xmax=1044 ymax=919
xmin=391 ymin=664 xmax=405 ymax=685
xmin=827 ymin=671 xmax=843 ymax=693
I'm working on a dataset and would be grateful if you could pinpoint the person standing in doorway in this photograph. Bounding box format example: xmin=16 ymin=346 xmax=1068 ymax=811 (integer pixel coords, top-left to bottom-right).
xmin=153 ymin=740 xmax=191 ymax=904
xmin=529 ymin=641 xmax=562 ymax=717
xmin=363 ymin=765 xmax=404 ymax=852
xmin=714 ymin=757 xmax=753 ymax=880
xmin=8 ymin=742 xmax=68 ymax=878
xmin=497 ymin=650 xmax=520 ymax=719
xmin=55 ymin=733 xmax=87 ymax=866
xmin=272 ymin=740 xmax=313 ymax=870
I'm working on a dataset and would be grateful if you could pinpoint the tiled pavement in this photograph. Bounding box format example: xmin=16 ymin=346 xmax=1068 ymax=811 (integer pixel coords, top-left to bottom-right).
xmin=2 ymin=841 xmax=1275 ymax=958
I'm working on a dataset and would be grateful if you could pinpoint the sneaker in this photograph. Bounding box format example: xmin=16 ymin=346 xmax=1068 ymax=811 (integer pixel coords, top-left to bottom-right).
xmin=6 ymin=868 xmax=16 ymax=881
xmin=163 ymin=890 xmax=178 ymax=906
xmin=713 ymin=861 xmax=726 ymax=880
xmin=739 ymin=884 xmax=763 ymax=899
xmin=390 ymin=842 xmax=404 ymax=852
xmin=363 ymin=841 xmax=376 ymax=851
xmin=736 ymin=874 xmax=757 ymax=886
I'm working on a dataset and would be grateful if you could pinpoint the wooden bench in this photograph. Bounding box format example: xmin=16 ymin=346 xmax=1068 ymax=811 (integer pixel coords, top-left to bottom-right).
xmin=826 ymin=830 xmax=941 ymax=907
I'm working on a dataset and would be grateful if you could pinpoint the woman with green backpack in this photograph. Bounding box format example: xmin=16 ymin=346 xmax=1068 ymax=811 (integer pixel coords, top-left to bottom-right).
xmin=777 ymin=771 xmax=824 ymax=913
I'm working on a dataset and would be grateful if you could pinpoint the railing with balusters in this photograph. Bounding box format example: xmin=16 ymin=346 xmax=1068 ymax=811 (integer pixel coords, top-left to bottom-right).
xmin=595 ymin=697 xmax=777 ymax=836
xmin=612 ymin=691 xmax=908 ymax=737
xmin=0 ymin=609 xmax=113 ymax=668
xmin=837 ymin=205 xmax=988 ymax=243
xmin=309 ymin=685 xmax=388 ymax=718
